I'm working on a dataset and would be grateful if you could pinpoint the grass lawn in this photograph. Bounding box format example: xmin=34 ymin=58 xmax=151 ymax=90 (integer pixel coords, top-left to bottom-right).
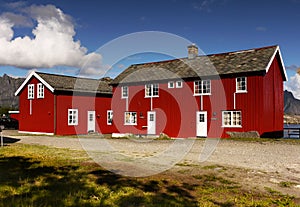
xmin=0 ymin=144 xmax=299 ymax=207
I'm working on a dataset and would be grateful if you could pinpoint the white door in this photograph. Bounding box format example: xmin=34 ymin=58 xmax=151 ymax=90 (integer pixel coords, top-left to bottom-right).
xmin=87 ymin=111 xmax=95 ymax=133
xmin=196 ymin=111 xmax=207 ymax=137
xmin=147 ymin=111 xmax=156 ymax=135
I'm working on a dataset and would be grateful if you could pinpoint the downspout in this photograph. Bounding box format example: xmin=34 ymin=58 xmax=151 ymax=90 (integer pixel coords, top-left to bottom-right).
xmin=54 ymin=94 xmax=57 ymax=135
xmin=233 ymin=92 xmax=236 ymax=110
xmin=200 ymin=95 xmax=203 ymax=111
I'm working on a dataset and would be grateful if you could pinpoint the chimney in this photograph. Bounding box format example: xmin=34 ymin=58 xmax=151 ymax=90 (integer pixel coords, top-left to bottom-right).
xmin=188 ymin=44 xmax=198 ymax=59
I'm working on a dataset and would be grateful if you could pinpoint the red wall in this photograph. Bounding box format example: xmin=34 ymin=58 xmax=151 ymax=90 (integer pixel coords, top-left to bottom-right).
xmin=112 ymin=54 xmax=284 ymax=138
xmin=261 ymin=54 xmax=284 ymax=137
xmin=18 ymin=78 xmax=55 ymax=134
xmin=56 ymin=94 xmax=116 ymax=135
xmin=111 ymin=82 xmax=200 ymax=137
xmin=18 ymin=77 xmax=117 ymax=136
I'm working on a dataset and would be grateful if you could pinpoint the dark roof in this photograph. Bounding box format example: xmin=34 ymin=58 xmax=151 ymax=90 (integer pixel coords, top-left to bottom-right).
xmin=36 ymin=72 xmax=112 ymax=94
xmin=111 ymin=45 xmax=282 ymax=85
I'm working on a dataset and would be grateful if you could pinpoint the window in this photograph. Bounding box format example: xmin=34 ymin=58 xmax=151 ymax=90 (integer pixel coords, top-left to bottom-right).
xmin=124 ymin=112 xmax=137 ymax=125
xmin=28 ymin=84 xmax=34 ymax=99
xmin=168 ymin=81 xmax=174 ymax=88
xmin=176 ymin=81 xmax=183 ymax=88
xmin=107 ymin=110 xmax=113 ymax=125
xmin=194 ymin=80 xmax=211 ymax=95
xmin=236 ymin=77 xmax=247 ymax=92
xmin=37 ymin=83 xmax=44 ymax=98
xmin=222 ymin=111 xmax=242 ymax=127
xmin=145 ymin=83 xmax=159 ymax=97
xmin=68 ymin=109 xmax=78 ymax=126
xmin=122 ymin=86 xmax=128 ymax=98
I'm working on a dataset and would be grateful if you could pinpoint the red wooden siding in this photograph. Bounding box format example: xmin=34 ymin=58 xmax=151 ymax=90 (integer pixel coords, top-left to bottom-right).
xmin=18 ymin=77 xmax=55 ymax=134
xmin=112 ymin=53 xmax=284 ymax=138
xmin=55 ymin=94 xmax=116 ymax=135
xmin=261 ymin=54 xmax=284 ymax=137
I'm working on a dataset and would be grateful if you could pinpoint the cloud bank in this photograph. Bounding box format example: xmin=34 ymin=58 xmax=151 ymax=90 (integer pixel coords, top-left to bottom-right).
xmin=285 ymin=65 xmax=300 ymax=99
xmin=0 ymin=4 xmax=104 ymax=76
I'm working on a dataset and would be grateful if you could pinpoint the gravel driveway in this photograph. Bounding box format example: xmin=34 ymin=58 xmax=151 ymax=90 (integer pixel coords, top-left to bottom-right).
xmin=3 ymin=131 xmax=299 ymax=177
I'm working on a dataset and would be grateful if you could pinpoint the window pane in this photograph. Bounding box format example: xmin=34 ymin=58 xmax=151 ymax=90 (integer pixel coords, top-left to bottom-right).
xmin=122 ymin=86 xmax=128 ymax=98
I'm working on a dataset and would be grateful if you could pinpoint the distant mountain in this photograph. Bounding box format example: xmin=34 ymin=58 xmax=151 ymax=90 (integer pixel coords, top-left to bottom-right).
xmin=284 ymin=90 xmax=300 ymax=115
xmin=0 ymin=74 xmax=24 ymax=109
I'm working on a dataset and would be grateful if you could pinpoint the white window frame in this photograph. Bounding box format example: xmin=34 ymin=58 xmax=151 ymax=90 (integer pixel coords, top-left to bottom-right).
xmin=194 ymin=80 xmax=211 ymax=95
xmin=222 ymin=111 xmax=242 ymax=128
xmin=236 ymin=77 xmax=247 ymax=93
xmin=37 ymin=83 xmax=44 ymax=99
xmin=28 ymin=84 xmax=34 ymax=99
xmin=168 ymin=81 xmax=174 ymax=88
xmin=107 ymin=110 xmax=113 ymax=125
xmin=145 ymin=83 xmax=159 ymax=98
xmin=121 ymin=86 xmax=128 ymax=98
xmin=68 ymin=109 xmax=78 ymax=126
xmin=176 ymin=81 xmax=183 ymax=88
xmin=124 ymin=112 xmax=137 ymax=125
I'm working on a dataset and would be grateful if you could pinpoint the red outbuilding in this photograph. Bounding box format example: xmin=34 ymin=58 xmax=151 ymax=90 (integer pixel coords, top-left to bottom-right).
xmin=110 ymin=45 xmax=287 ymax=138
xmin=15 ymin=71 xmax=116 ymax=135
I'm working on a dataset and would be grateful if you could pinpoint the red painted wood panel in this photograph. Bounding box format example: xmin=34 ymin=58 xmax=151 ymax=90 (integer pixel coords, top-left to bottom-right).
xmin=18 ymin=77 xmax=55 ymax=134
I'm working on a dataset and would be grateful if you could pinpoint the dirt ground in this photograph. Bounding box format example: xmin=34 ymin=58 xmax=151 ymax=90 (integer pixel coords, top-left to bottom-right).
xmin=2 ymin=130 xmax=300 ymax=200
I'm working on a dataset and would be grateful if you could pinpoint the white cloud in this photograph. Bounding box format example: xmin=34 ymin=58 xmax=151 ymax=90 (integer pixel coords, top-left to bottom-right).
xmin=0 ymin=4 xmax=105 ymax=76
xmin=285 ymin=73 xmax=300 ymax=99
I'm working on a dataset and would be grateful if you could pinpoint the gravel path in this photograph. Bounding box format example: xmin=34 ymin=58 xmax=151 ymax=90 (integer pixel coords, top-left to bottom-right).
xmin=3 ymin=130 xmax=300 ymax=181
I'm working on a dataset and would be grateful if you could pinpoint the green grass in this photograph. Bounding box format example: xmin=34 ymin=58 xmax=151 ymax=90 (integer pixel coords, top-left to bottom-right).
xmin=0 ymin=144 xmax=299 ymax=207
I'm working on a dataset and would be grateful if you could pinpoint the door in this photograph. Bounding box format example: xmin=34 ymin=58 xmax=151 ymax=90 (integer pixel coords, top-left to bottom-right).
xmin=87 ymin=111 xmax=95 ymax=133
xmin=196 ymin=111 xmax=207 ymax=137
xmin=147 ymin=111 xmax=156 ymax=135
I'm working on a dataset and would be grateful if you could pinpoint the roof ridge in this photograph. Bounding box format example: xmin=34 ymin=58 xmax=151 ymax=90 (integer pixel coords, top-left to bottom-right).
xmin=206 ymin=45 xmax=278 ymax=57
xmin=36 ymin=71 xmax=106 ymax=82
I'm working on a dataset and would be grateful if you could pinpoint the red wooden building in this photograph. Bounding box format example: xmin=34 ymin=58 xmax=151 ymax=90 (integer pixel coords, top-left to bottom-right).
xmin=110 ymin=45 xmax=287 ymax=138
xmin=15 ymin=71 xmax=116 ymax=135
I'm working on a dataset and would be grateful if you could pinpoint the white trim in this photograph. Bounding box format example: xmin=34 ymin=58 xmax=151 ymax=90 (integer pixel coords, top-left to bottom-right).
xmin=15 ymin=71 xmax=55 ymax=96
xmin=145 ymin=83 xmax=159 ymax=98
xmin=37 ymin=83 xmax=44 ymax=99
xmin=176 ymin=81 xmax=183 ymax=88
xmin=107 ymin=110 xmax=113 ymax=125
xmin=222 ymin=111 xmax=242 ymax=128
xmin=28 ymin=84 xmax=34 ymax=99
xmin=265 ymin=46 xmax=288 ymax=81
xmin=68 ymin=109 xmax=78 ymax=126
xmin=124 ymin=112 xmax=137 ymax=125
xmin=8 ymin=111 xmax=19 ymax=114
xmin=236 ymin=77 xmax=247 ymax=93
xmin=121 ymin=86 xmax=128 ymax=99
xmin=168 ymin=81 xmax=174 ymax=88
xmin=194 ymin=80 xmax=211 ymax=96
xmin=18 ymin=131 xmax=54 ymax=136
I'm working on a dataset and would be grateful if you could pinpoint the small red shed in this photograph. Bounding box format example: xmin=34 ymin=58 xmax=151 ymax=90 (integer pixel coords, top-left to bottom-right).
xmin=110 ymin=45 xmax=287 ymax=138
xmin=15 ymin=71 xmax=116 ymax=135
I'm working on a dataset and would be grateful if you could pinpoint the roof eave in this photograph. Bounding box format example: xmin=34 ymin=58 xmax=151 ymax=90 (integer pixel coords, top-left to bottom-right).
xmin=15 ymin=71 xmax=55 ymax=96
xmin=265 ymin=46 xmax=288 ymax=81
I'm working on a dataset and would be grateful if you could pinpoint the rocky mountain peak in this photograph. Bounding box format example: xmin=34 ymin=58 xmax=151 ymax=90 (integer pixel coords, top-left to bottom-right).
xmin=0 ymin=74 xmax=24 ymax=109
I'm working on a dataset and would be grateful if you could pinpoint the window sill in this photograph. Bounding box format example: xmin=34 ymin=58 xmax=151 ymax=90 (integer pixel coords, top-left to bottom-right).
xmin=235 ymin=91 xmax=247 ymax=94
xmin=145 ymin=96 xmax=159 ymax=98
xmin=124 ymin=123 xmax=137 ymax=126
xmin=222 ymin=125 xmax=242 ymax=128
xmin=194 ymin=93 xmax=211 ymax=96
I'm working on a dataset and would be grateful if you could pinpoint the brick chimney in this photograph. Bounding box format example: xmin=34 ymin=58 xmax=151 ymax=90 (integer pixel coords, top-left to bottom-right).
xmin=188 ymin=44 xmax=198 ymax=59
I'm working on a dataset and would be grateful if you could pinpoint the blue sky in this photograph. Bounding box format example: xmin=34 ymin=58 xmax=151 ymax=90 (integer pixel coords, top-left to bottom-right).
xmin=0 ymin=0 xmax=300 ymax=96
